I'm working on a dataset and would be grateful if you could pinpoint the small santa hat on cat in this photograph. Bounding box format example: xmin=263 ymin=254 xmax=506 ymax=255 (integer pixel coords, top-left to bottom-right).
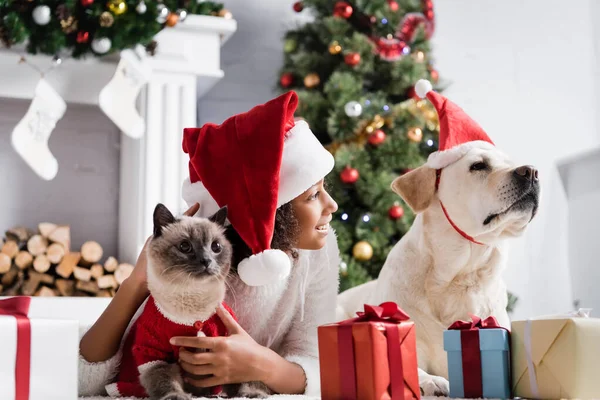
xmin=414 ymin=79 xmax=495 ymax=169
xmin=181 ymin=91 xmax=334 ymax=287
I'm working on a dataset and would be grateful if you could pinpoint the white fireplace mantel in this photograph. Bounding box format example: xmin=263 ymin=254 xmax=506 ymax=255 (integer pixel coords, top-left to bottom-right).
xmin=0 ymin=15 xmax=237 ymax=263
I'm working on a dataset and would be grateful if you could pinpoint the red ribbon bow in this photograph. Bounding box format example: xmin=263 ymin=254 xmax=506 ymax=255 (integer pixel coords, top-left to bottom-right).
xmin=448 ymin=313 xmax=502 ymax=331
xmin=354 ymin=301 xmax=411 ymax=323
xmin=0 ymin=297 xmax=32 ymax=400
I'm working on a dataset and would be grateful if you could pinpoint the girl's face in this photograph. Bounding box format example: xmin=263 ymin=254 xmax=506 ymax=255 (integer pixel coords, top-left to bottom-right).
xmin=291 ymin=179 xmax=338 ymax=250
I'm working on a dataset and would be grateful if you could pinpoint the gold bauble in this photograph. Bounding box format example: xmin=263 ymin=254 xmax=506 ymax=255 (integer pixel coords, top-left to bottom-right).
xmin=165 ymin=12 xmax=179 ymax=27
xmin=407 ymin=127 xmax=423 ymax=142
xmin=413 ymin=51 xmax=425 ymax=62
xmin=365 ymin=125 xmax=374 ymax=134
xmin=60 ymin=16 xmax=78 ymax=33
xmin=329 ymin=41 xmax=342 ymax=55
xmin=304 ymin=73 xmax=320 ymax=88
xmin=107 ymin=0 xmax=127 ymax=15
xmin=99 ymin=11 xmax=114 ymax=27
xmin=353 ymin=241 xmax=373 ymax=261
xmin=218 ymin=8 xmax=232 ymax=19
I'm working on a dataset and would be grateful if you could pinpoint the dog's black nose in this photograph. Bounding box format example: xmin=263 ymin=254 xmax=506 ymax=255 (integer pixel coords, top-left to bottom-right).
xmin=513 ymin=165 xmax=539 ymax=182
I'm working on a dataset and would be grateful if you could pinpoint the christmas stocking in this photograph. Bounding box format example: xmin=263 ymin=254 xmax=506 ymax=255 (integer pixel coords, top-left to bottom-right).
xmin=99 ymin=49 xmax=152 ymax=138
xmin=11 ymin=79 xmax=66 ymax=181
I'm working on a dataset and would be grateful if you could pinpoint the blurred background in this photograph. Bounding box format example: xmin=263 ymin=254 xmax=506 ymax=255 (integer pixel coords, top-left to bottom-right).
xmin=0 ymin=0 xmax=597 ymax=320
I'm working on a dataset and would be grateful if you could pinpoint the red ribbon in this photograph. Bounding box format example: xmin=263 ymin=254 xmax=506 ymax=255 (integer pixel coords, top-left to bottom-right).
xmin=337 ymin=302 xmax=410 ymax=400
xmin=448 ymin=314 xmax=503 ymax=398
xmin=0 ymin=297 xmax=32 ymax=400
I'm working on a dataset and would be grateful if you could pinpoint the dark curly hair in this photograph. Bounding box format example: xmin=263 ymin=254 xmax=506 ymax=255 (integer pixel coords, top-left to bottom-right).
xmin=225 ymin=202 xmax=301 ymax=271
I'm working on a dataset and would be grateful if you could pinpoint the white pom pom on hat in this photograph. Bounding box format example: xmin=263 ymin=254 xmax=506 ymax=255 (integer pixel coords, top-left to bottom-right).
xmin=415 ymin=79 xmax=433 ymax=98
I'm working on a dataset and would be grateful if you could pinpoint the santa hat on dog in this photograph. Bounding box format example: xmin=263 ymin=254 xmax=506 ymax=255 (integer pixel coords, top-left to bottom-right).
xmin=414 ymin=79 xmax=495 ymax=169
xmin=181 ymin=92 xmax=334 ymax=287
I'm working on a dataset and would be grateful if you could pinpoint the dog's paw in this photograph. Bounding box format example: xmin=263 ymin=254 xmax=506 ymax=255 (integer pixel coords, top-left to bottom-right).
xmin=420 ymin=374 xmax=449 ymax=397
xmin=236 ymin=382 xmax=271 ymax=399
xmin=159 ymin=391 xmax=192 ymax=400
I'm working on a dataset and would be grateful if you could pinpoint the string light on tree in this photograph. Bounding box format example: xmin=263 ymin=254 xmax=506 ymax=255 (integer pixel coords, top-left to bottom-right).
xmin=344 ymin=101 xmax=362 ymax=117
xmin=304 ymin=73 xmax=320 ymax=88
xmin=388 ymin=203 xmax=404 ymax=220
xmin=341 ymin=213 xmax=349 ymax=221
xmin=344 ymin=52 xmax=361 ymax=66
xmin=340 ymin=166 xmax=359 ymax=184
xmin=329 ymin=41 xmax=342 ymax=55
xmin=407 ymin=127 xmax=423 ymax=142
xmin=340 ymin=261 xmax=348 ymax=277
xmin=353 ymin=241 xmax=373 ymax=261
xmin=333 ymin=2 xmax=353 ymax=18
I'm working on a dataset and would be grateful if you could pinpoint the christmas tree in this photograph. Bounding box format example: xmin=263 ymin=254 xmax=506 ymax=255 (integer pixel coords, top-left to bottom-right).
xmin=277 ymin=0 xmax=440 ymax=292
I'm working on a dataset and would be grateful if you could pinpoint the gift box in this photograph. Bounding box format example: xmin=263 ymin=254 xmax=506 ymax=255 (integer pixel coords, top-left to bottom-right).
xmin=317 ymin=302 xmax=420 ymax=400
xmin=511 ymin=309 xmax=600 ymax=399
xmin=0 ymin=296 xmax=79 ymax=400
xmin=443 ymin=314 xmax=511 ymax=399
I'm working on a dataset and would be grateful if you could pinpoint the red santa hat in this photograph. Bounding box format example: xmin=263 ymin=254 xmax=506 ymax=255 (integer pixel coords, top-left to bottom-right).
xmin=414 ymin=79 xmax=495 ymax=169
xmin=181 ymin=91 xmax=334 ymax=287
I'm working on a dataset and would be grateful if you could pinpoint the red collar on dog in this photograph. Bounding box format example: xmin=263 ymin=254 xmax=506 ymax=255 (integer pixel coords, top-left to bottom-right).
xmin=435 ymin=169 xmax=484 ymax=246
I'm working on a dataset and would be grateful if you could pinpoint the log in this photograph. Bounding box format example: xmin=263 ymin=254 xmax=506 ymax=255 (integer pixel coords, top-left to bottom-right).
xmin=48 ymin=225 xmax=70 ymax=252
xmin=104 ymin=256 xmax=118 ymax=272
xmin=1 ymin=240 xmax=19 ymax=259
xmin=21 ymin=273 xmax=42 ymax=296
xmin=0 ymin=253 xmax=11 ymax=274
xmin=97 ymin=290 xmax=112 ymax=297
xmin=46 ymin=243 xmax=65 ymax=264
xmin=5 ymin=226 xmax=33 ymax=244
xmin=56 ymin=252 xmax=80 ymax=279
xmin=1 ymin=265 xmax=19 ymax=286
xmin=56 ymin=279 xmax=75 ymax=297
xmin=90 ymin=264 xmax=104 ymax=280
xmin=33 ymin=272 xmax=55 ymax=286
xmin=33 ymin=254 xmax=51 ymax=273
xmin=81 ymin=241 xmax=103 ymax=265
xmin=27 ymin=235 xmax=48 ymax=256
xmin=97 ymin=274 xmax=118 ymax=289
xmin=3 ymin=273 xmax=24 ymax=296
xmin=115 ymin=263 xmax=134 ymax=285
xmin=76 ymin=280 xmax=99 ymax=295
xmin=38 ymin=222 xmax=58 ymax=238
xmin=72 ymin=290 xmax=90 ymax=297
xmin=36 ymin=286 xmax=56 ymax=297
xmin=74 ymin=266 xmax=92 ymax=282
xmin=15 ymin=251 xmax=33 ymax=270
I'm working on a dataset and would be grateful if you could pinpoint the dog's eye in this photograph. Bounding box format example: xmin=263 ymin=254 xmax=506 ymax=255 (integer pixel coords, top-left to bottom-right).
xmin=470 ymin=162 xmax=488 ymax=171
xmin=179 ymin=240 xmax=192 ymax=253
xmin=211 ymin=241 xmax=222 ymax=254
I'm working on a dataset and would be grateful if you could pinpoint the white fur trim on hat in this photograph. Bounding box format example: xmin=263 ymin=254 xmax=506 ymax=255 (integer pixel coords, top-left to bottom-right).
xmin=277 ymin=120 xmax=335 ymax=207
xmin=426 ymin=140 xmax=496 ymax=169
xmin=237 ymin=249 xmax=292 ymax=286
xmin=181 ymin=177 xmax=221 ymax=218
xmin=415 ymin=79 xmax=433 ymax=98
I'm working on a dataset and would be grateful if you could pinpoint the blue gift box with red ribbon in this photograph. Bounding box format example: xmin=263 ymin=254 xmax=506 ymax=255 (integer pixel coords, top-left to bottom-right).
xmin=443 ymin=314 xmax=511 ymax=399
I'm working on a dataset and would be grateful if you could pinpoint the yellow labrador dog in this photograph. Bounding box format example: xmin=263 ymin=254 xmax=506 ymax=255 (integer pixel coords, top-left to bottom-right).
xmin=337 ymin=81 xmax=540 ymax=396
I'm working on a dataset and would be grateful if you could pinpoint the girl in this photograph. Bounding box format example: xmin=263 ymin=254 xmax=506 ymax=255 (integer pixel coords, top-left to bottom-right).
xmin=79 ymin=91 xmax=341 ymax=396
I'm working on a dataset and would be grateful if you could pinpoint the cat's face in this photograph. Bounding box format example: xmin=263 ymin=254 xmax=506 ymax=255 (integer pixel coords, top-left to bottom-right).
xmin=147 ymin=204 xmax=232 ymax=287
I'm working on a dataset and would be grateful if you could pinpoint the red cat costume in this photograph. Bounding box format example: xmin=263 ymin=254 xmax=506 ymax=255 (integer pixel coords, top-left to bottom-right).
xmin=105 ymin=296 xmax=234 ymax=398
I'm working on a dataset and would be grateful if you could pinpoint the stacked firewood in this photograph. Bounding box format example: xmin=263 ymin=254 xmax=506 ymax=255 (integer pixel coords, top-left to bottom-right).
xmin=0 ymin=224 xmax=134 ymax=297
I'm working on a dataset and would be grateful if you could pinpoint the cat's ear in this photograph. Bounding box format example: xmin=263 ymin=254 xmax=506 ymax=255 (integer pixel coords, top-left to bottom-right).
xmin=208 ymin=206 xmax=228 ymax=227
xmin=153 ymin=203 xmax=175 ymax=237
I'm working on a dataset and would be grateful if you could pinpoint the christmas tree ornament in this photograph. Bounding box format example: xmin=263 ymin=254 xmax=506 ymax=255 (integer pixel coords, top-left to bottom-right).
xmin=329 ymin=41 xmax=342 ymax=55
xmin=99 ymin=11 xmax=114 ymax=27
xmin=280 ymin=73 xmax=293 ymax=88
xmin=218 ymin=9 xmax=232 ymax=19
xmin=407 ymin=127 xmax=423 ymax=142
xmin=81 ymin=0 xmax=94 ymax=6
xmin=156 ymin=4 xmax=169 ymax=23
xmin=11 ymin=79 xmax=66 ymax=181
xmin=374 ymin=37 xmax=410 ymax=61
xmin=430 ymin=68 xmax=439 ymax=82
xmin=344 ymin=52 xmax=361 ymax=66
xmin=99 ymin=49 xmax=152 ymax=138
xmin=344 ymin=101 xmax=362 ymax=117
xmin=293 ymin=1 xmax=304 ymax=12
xmin=145 ymin=40 xmax=158 ymax=56
xmin=397 ymin=12 xmax=434 ymax=43
xmin=165 ymin=12 xmax=179 ymax=27
xmin=368 ymin=129 xmax=386 ymax=145
xmin=136 ymin=1 xmax=147 ymax=14
xmin=353 ymin=241 xmax=373 ymax=261
xmin=340 ymin=261 xmax=348 ymax=277
xmin=32 ymin=5 xmax=51 ymax=25
xmin=91 ymin=37 xmax=112 ymax=54
xmin=333 ymin=2 xmax=353 ymax=19
xmin=108 ymin=0 xmax=128 ymax=15
xmin=388 ymin=204 xmax=404 ymax=220
xmin=340 ymin=166 xmax=359 ymax=184
xmin=284 ymin=38 xmax=297 ymax=53
xmin=304 ymin=73 xmax=320 ymax=88
xmin=387 ymin=0 xmax=399 ymax=11
xmin=177 ymin=9 xmax=188 ymax=22
xmin=414 ymin=50 xmax=425 ymax=62
xmin=76 ymin=31 xmax=90 ymax=44
xmin=60 ymin=16 xmax=78 ymax=34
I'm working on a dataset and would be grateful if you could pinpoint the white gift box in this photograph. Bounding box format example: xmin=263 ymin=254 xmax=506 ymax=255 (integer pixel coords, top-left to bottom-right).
xmin=0 ymin=297 xmax=88 ymax=400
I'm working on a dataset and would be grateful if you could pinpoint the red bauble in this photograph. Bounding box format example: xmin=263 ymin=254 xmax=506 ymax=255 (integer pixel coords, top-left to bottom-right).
xmin=368 ymin=129 xmax=386 ymax=145
xmin=387 ymin=0 xmax=399 ymax=11
xmin=340 ymin=166 xmax=359 ymax=184
xmin=76 ymin=31 xmax=90 ymax=44
xmin=293 ymin=1 xmax=304 ymax=12
xmin=81 ymin=0 xmax=94 ymax=6
xmin=344 ymin=52 xmax=361 ymax=66
xmin=389 ymin=204 xmax=404 ymax=220
xmin=333 ymin=2 xmax=353 ymax=18
xmin=280 ymin=73 xmax=293 ymax=88
xmin=430 ymin=68 xmax=439 ymax=82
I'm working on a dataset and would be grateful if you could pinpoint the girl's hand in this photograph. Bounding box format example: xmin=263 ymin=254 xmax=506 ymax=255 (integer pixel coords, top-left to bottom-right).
xmin=170 ymin=306 xmax=273 ymax=387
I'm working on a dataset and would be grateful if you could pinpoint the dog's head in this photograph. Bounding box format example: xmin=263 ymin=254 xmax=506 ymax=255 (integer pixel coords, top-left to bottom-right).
xmin=392 ymin=147 xmax=540 ymax=241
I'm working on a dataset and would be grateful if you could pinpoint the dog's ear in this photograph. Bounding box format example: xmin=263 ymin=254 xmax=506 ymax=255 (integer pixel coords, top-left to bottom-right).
xmin=391 ymin=166 xmax=437 ymax=213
